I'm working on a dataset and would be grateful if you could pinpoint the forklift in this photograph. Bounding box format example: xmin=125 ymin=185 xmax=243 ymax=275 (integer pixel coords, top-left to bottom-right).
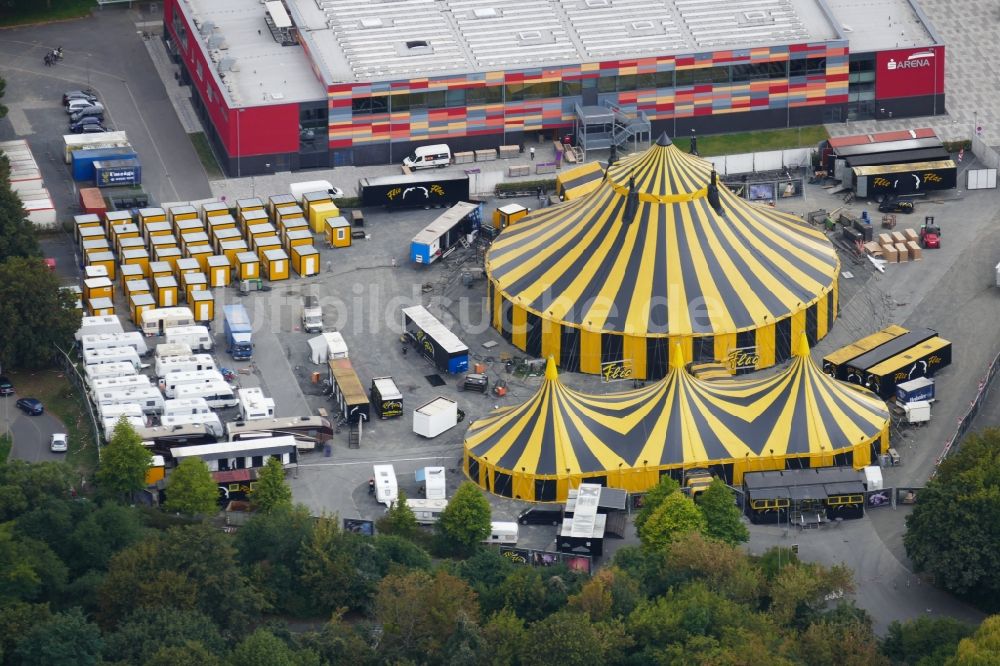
xmin=920 ymin=216 xmax=941 ymax=249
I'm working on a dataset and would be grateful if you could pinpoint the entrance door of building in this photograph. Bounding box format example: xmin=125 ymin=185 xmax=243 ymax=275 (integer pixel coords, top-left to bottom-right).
xmin=582 ymin=78 xmax=598 ymax=106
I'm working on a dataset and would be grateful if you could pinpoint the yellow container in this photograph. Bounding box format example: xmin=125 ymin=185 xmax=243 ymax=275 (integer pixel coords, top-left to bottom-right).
xmin=130 ymin=292 xmax=155 ymax=324
xmin=138 ymin=207 xmax=167 ymax=227
xmin=235 ymin=252 xmax=261 ymax=280
xmin=189 ymin=245 xmax=214 ymax=272
xmin=207 ymin=255 xmax=231 ymax=287
xmin=309 ymin=202 xmax=339 ymax=234
xmin=143 ymin=220 xmax=173 ymax=245
xmin=219 ymin=239 xmax=248 ymax=264
xmin=325 ymin=216 xmax=352 ymax=248
xmin=82 ymin=237 xmax=111 ymax=255
xmin=150 ymin=233 xmax=178 ymax=254
xmin=285 ymin=228 xmax=314 ymax=251
xmin=279 ymin=216 xmax=309 ymax=243
xmin=255 ymin=236 xmax=282 ymax=261
xmin=190 ymin=289 xmax=214 ymax=322
xmin=87 ymin=252 xmax=117 ymax=279
xmin=302 ymin=190 xmax=333 ymax=217
xmin=79 ymin=225 xmax=106 ymax=246
xmin=207 ymin=214 xmax=237 ymax=243
xmin=181 ymin=232 xmax=211 ymax=257
xmin=84 ymin=264 xmax=108 ymax=281
xmin=149 ymin=261 xmax=173 ymax=280
xmin=117 ymin=236 xmax=146 ymax=257
xmin=110 ymin=222 xmax=140 ymax=247
xmin=119 ymin=262 xmax=144 ymax=286
xmin=120 ymin=247 xmax=150 ymax=278
xmin=276 ymin=204 xmax=304 ymax=225
xmin=103 ymin=210 xmax=132 ymax=231
xmin=248 ymin=222 xmax=277 ymax=250
xmin=202 ymin=200 xmax=230 ymax=218
xmin=74 ymin=214 xmax=102 ymax=244
xmin=154 ymin=246 xmax=182 ymax=271
xmin=183 ymin=273 xmax=208 ymax=302
xmin=89 ymin=297 xmax=115 ymax=317
xmin=175 ymin=217 xmax=204 ymax=238
xmin=239 ymin=208 xmax=269 ymax=236
xmin=262 ymin=248 xmax=289 ymax=281
xmin=124 ymin=278 xmax=151 ymax=299
xmin=236 ymin=198 xmax=265 ymax=225
xmin=168 ymin=205 xmax=199 ymax=227
xmin=83 ymin=276 xmax=113 ymax=301
xmin=212 ymin=226 xmax=243 ymax=253
xmin=291 ymin=244 xmax=320 ymax=277
xmin=154 ymin=275 xmax=179 ymax=307
xmin=146 ymin=461 xmax=166 ymax=486
xmin=268 ymin=194 xmax=297 ymax=218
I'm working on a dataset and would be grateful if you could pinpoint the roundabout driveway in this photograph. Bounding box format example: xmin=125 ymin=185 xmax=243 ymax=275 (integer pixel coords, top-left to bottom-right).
xmin=0 ymin=398 xmax=67 ymax=463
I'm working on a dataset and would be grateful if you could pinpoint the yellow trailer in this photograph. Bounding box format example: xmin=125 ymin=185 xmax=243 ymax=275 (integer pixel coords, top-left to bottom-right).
xmin=120 ymin=247 xmax=150 ymax=278
xmin=492 ymin=203 xmax=529 ymax=231
xmin=150 ymin=233 xmax=178 ymax=255
xmin=290 ymin=244 xmax=320 ymax=277
xmin=154 ymin=275 xmax=179 ymax=307
xmin=308 ymin=201 xmax=339 ymax=234
xmin=118 ymin=262 xmax=144 ymax=286
xmin=89 ymin=297 xmax=115 ymax=317
xmin=87 ymin=252 xmax=116 ymax=279
xmin=207 ymin=255 xmax=231 ymax=287
xmin=154 ymin=246 xmax=182 ymax=271
xmin=219 ymin=239 xmax=248 ymax=264
xmin=285 ymin=228 xmax=314 ymax=251
xmin=84 ymin=265 xmax=108 ymax=281
xmin=83 ymin=276 xmax=113 ymax=301
xmin=181 ymin=232 xmax=211 ymax=256
xmin=212 ymin=226 xmax=243 ymax=253
xmin=74 ymin=214 xmax=102 ymax=243
xmin=325 ymin=215 xmax=352 ymax=248
xmin=202 ymin=200 xmax=229 ymax=219
xmin=276 ymin=205 xmax=305 ymax=227
xmin=236 ymin=198 xmax=265 ymax=226
xmin=79 ymin=225 xmax=106 ymax=246
xmin=110 ymin=222 xmax=140 ymax=245
xmin=262 ymin=248 xmax=290 ymax=281
xmin=254 ymin=236 xmax=282 ymax=261
xmin=235 ymin=251 xmax=261 ymax=280
xmin=124 ymin=278 xmax=151 ymax=299
xmin=239 ymin=208 xmax=269 ymax=236
xmin=183 ymin=272 xmax=208 ymax=303
xmin=129 ymin=293 xmax=155 ymax=324
xmin=138 ymin=207 xmax=167 ymax=227
xmin=174 ymin=257 xmax=200 ymax=277
xmin=189 ymin=245 xmax=214 ymax=272
xmin=190 ymin=289 xmax=214 ymax=323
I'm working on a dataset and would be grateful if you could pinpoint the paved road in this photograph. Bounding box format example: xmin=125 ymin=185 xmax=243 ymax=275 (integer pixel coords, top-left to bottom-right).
xmin=1 ymin=397 xmax=67 ymax=463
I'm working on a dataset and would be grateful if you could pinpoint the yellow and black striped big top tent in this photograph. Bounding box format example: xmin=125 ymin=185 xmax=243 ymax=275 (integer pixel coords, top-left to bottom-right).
xmin=463 ymin=337 xmax=888 ymax=503
xmin=485 ymin=134 xmax=840 ymax=380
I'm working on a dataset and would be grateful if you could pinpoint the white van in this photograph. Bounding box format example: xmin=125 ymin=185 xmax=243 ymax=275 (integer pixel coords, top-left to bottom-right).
xmin=403 ymin=144 xmax=451 ymax=170
xmin=94 ymin=386 xmax=165 ymax=415
xmin=80 ymin=331 xmax=149 ymax=356
xmin=159 ymin=369 xmax=226 ymax=398
xmin=155 ymin=342 xmax=193 ymax=360
xmin=164 ymin=325 xmax=213 ymax=352
xmin=86 ymin=361 xmax=137 ymax=386
xmin=405 ymin=498 xmax=449 ymax=525
xmin=162 ymin=397 xmax=211 ymax=417
xmin=174 ymin=380 xmax=238 ymax=409
xmin=76 ymin=315 xmax=124 ymax=341
xmin=483 ymin=521 xmax=519 ymax=545
xmin=140 ymin=307 xmax=195 ymax=336
xmin=155 ymin=353 xmax=216 ymax=379
xmin=84 ymin=346 xmax=142 ymax=371
xmin=161 ymin=412 xmax=224 ymax=438
xmin=90 ymin=374 xmax=151 ymax=393
xmin=97 ymin=401 xmax=144 ymax=422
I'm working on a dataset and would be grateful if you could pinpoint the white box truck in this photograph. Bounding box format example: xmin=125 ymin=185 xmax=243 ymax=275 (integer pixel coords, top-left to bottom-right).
xmin=373 ymin=464 xmax=398 ymax=507
xmin=155 ymin=353 xmax=216 ymax=378
xmin=164 ymin=325 xmax=213 ymax=352
xmin=308 ymin=331 xmax=349 ymax=364
xmin=237 ymin=387 xmax=275 ymax=421
xmin=413 ymin=397 xmax=458 ymax=438
xmin=75 ymin=315 xmax=124 ymax=341
xmin=290 ymin=179 xmax=342 ymax=203
xmin=83 ymin=346 xmax=142 ymax=372
xmin=159 ymin=369 xmax=226 ymax=399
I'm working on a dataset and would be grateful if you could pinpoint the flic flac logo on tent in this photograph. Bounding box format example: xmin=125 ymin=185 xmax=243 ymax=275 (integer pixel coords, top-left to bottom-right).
xmin=887 ymin=51 xmax=935 ymax=71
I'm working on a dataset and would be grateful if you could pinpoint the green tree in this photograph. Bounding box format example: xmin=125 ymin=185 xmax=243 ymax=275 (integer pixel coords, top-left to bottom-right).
xmin=639 ymin=491 xmax=706 ymax=551
xmin=235 ymin=505 xmax=315 ymax=615
xmin=882 ymin=616 xmax=974 ymax=666
xmin=520 ymin=610 xmax=604 ymax=666
xmin=634 ymin=474 xmax=681 ymax=534
xmin=0 ymin=257 xmax=77 ymax=369
xmin=904 ymin=427 xmax=1000 ymax=606
xmin=437 ymin=482 xmax=491 ymax=555
xmin=949 ymin=615 xmax=1000 ymax=665
xmin=229 ymin=628 xmax=319 ymax=666
xmin=251 ymin=456 xmax=292 ymax=513
xmin=697 ymin=479 xmax=749 ymax=545
xmin=102 ymin=607 xmax=226 ymax=664
xmin=13 ymin=607 xmax=103 ymax=666
xmin=298 ymin=610 xmax=373 ymax=665
xmin=96 ymin=417 xmax=152 ymax=501
xmin=479 ymin=609 xmax=526 ymax=666
xmin=298 ymin=514 xmax=376 ymax=614
xmin=68 ymin=502 xmax=147 ymax=574
xmin=0 ymin=602 xmax=52 ymax=660
xmin=0 ymin=459 xmax=74 ymax=521
xmin=376 ymin=488 xmax=418 ymax=538
xmin=0 ymin=529 xmax=68 ymax=604
xmin=147 ymin=641 xmax=223 ymax=666
xmin=165 ymin=457 xmax=219 ymax=516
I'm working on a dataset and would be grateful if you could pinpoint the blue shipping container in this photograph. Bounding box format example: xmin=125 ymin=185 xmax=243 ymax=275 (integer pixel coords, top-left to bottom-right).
xmin=895 ymin=377 xmax=935 ymax=404
xmin=93 ymin=158 xmax=142 ymax=187
xmin=71 ymin=148 xmax=137 ymax=182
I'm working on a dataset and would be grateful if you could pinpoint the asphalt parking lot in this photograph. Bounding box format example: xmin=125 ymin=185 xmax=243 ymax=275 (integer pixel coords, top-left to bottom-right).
xmin=0 ymin=394 xmax=67 ymax=464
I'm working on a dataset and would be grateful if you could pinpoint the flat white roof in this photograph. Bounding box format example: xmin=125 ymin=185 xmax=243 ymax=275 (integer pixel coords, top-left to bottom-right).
xmin=413 ymin=202 xmax=479 ymax=245
xmin=822 ymin=0 xmax=938 ymax=51
xmin=402 ymin=306 xmax=469 ymax=355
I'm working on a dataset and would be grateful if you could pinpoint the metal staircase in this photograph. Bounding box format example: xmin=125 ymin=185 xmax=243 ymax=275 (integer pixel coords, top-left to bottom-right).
xmin=606 ymin=102 xmax=651 ymax=150
xmin=349 ymin=423 xmax=360 ymax=449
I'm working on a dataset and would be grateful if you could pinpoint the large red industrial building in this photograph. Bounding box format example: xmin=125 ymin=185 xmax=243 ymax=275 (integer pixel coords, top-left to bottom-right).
xmin=163 ymin=0 xmax=945 ymax=175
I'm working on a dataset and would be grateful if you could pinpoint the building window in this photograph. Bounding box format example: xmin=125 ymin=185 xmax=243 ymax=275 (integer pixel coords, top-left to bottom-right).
xmin=807 ymin=57 xmax=826 ymax=75
xmin=351 ymin=97 xmax=388 ymax=114
xmin=676 ymin=66 xmax=730 ymax=87
xmin=597 ymin=76 xmax=616 ymax=93
xmin=561 ymin=80 xmax=582 ymax=97
xmin=505 ymin=81 xmax=559 ymax=102
xmin=848 ymin=58 xmax=875 ymax=83
xmin=171 ymin=12 xmax=187 ymax=50
xmin=391 ymin=91 xmax=447 ymax=112
xmin=207 ymin=86 xmax=213 ymax=102
xmin=466 ymin=85 xmax=503 ymax=105
xmin=617 ymin=74 xmax=638 ymax=92
xmin=731 ymin=61 xmax=786 ymax=82
xmin=636 ymin=72 xmax=669 ymax=89
xmin=445 ymin=89 xmax=465 ymax=107
xmin=195 ymin=60 xmax=202 ymax=81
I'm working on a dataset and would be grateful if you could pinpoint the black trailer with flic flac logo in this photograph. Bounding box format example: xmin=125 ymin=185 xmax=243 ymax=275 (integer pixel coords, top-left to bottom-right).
xmin=856 ymin=336 xmax=952 ymax=399
xmin=359 ymin=173 xmax=470 ymax=209
xmin=370 ymin=376 xmax=403 ymax=419
xmin=843 ymin=328 xmax=937 ymax=386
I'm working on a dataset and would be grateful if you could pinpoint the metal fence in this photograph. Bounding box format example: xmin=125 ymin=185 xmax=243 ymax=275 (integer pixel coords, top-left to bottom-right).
xmin=935 ymin=347 xmax=1000 ymax=471
xmin=55 ymin=345 xmax=103 ymax=461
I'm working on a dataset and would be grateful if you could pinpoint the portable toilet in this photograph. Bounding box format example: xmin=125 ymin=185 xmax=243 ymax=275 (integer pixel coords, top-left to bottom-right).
xmin=121 ymin=247 xmax=150 ymax=278
xmin=174 ymin=257 xmax=200 ymax=281
xmin=220 ymin=239 xmax=248 ymax=264
xmin=149 ymin=261 xmax=173 ymax=280
xmin=291 ymin=245 xmax=320 ymax=277
xmin=146 ymin=455 xmax=166 ymax=486
xmin=74 ymin=213 xmax=102 ymax=243
xmin=202 ymin=200 xmax=229 ymax=219
xmin=89 ymin=297 xmax=115 ymax=317
xmin=235 ymin=251 xmax=261 ymax=280
xmin=111 ymin=222 xmax=140 ymax=250
xmin=262 ymin=248 xmax=289 ymax=281
xmin=181 ymin=272 xmax=208 ymax=302
xmin=143 ymin=219 xmax=172 ymax=238
xmin=87 ymin=252 xmax=116 ymax=279
xmin=83 ymin=276 xmax=113 ymax=301
xmin=207 ymin=255 xmax=231 ymax=287
xmin=154 ymin=275 xmax=179 ymax=307
xmin=325 ymin=216 xmax=352 ymax=248
xmin=118 ymin=262 xmax=144 ymax=288
xmin=124 ymin=278 xmax=151 ymax=299
xmin=129 ymin=292 xmax=155 ymax=324
xmin=181 ymin=232 xmax=211 ymax=257
xmin=188 ymin=245 xmax=214 ymax=272
xmin=279 ymin=216 xmax=309 ymax=243
xmin=212 ymin=226 xmax=243 ymax=253
xmin=236 ymin=197 xmax=264 ymax=218
xmin=276 ymin=205 xmax=304 ymax=227
xmin=255 ymin=235 xmax=282 ymax=261
xmin=285 ymin=228 xmax=313 ymax=251
xmin=154 ymin=246 xmax=182 ymax=271
xmin=493 ymin=203 xmax=529 ymax=231
xmin=85 ymin=264 xmax=109 ymax=281
xmin=309 ymin=201 xmax=339 ymax=234
xmin=190 ymin=289 xmax=214 ymax=323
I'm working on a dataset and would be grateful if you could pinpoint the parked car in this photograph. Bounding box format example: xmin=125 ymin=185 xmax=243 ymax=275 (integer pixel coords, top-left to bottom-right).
xmin=50 ymin=433 xmax=68 ymax=452
xmin=78 ymin=125 xmax=109 ymax=134
xmin=517 ymin=507 xmax=564 ymax=525
xmin=63 ymin=89 xmax=97 ymax=105
xmin=877 ymin=196 xmax=915 ymax=214
xmin=15 ymin=397 xmax=43 ymax=415
xmin=0 ymin=376 xmax=12 ymax=396
xmin=70 ymin=105 xmax=105 ymax=123
xmin=70 ymin=116 xmax=103 ymax=132
xmin=66 ymin=98 xmax=97 ymax=115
